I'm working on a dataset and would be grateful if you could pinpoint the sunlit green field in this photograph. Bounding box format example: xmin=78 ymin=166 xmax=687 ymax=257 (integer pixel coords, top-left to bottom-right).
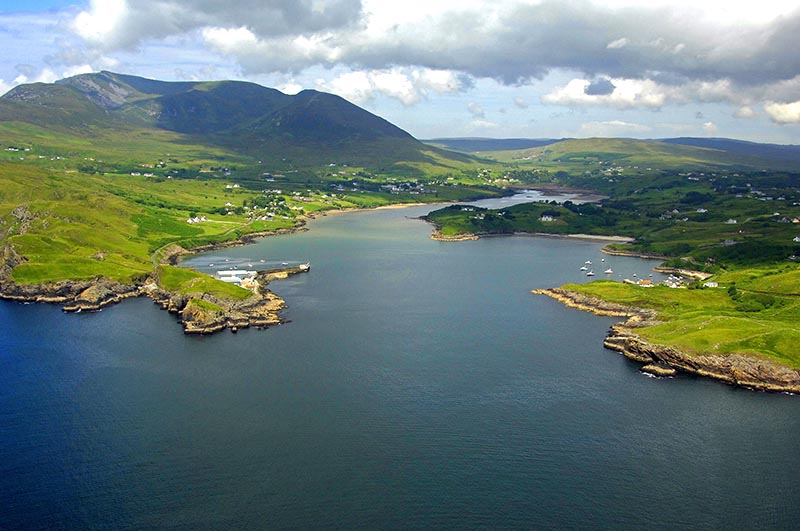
xmin=565 ymin=268 xmax=800 ymax=368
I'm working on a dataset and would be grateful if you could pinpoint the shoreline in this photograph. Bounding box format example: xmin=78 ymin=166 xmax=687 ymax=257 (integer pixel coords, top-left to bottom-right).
xmin=0 ymin=200 xmax=438 ymax=335
xmin=0 ymin=185 xmax=609 ymax=334
xmin=427 ymin=226 xmax=636 ymax=244
xmin=533 ymin=287 xmax=800 ymax=393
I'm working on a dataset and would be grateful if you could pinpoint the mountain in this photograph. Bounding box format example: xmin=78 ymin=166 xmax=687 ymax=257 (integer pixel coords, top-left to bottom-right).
xmin=0 ymin=71 xmax=467 ymax=169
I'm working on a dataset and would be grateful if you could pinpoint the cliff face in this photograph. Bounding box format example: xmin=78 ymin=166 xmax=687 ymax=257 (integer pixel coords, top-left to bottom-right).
xmin=0 ymin=276 xmax=141 ymax=310
xmin=534 ymin=288 xmax=800 ymax=393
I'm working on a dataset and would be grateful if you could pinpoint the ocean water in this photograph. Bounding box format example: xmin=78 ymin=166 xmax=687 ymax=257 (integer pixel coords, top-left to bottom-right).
xmin=2 ymin=203 xmax=799 ymax=530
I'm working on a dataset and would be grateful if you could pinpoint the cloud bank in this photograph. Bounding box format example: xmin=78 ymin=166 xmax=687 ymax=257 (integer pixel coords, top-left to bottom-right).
xmin=59 ymin=0 xmax=800 ymax=115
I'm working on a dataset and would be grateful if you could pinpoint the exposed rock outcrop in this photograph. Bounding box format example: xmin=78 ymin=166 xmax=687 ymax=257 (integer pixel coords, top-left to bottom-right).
xmin=0 ymin=277 xmax=140 ymax=311
xmin=429 ymin=229 xmax=479 ymax=242
xmin=534 ymin=287 xmax=800 ymax=393
xmin=148 ymin=288 xmax=286 ymax=334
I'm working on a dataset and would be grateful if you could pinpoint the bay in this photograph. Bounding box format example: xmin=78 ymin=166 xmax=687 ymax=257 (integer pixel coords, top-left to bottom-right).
xmin=1 ymin=200 xmax=799 ymax=530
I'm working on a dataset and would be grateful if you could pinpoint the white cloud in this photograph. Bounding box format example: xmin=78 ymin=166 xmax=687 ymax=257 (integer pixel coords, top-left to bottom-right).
xmin=316 ymin=67 xmax=465 ymax=106
xmin=606 ymin=37 xmax=628 ymax=49
xmin=12 ymin=64 xmax=94 ymax=86
xmin=702 ymin=121 xmax=718 ymax=135
xmin=278 ymin=81 xmax=304 ymax=95
xmin=469 ymin=119 xmax=499 ymax=130
xmin=542 ymin=78 xmax=667 ymax=109
xmin=0 ymin=79 xmax=13 ymax=96
xmin=467 ymin=101 xmax=485 ymax=118
xmin=579 ymin=120 xmax=652 ymax=136
xmin=764 ymin=101 xmax=800 ymax=124
xmin=201 ymin=26 xmax=258 ymax=54
xmin=513 ymin=97 xmax=528 ymax=109
xmin=72 ymin=0 xmax=128 ymax=46
xmin=734 ymin=106 xmax=756 ymax=119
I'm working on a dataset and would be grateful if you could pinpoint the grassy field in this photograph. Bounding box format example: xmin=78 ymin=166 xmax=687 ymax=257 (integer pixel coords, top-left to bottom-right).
xmin=565 ymin=270 xmax=800 ymax=368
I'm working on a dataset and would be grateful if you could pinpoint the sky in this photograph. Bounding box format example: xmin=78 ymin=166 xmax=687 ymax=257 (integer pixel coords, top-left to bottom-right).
xmin=1 ymin=0 xmax=799 ymax=143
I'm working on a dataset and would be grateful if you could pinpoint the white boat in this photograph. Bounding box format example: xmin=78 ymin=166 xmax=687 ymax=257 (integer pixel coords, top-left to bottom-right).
xmin=604 ymin=268 xmax=613 ymax=274
xmin=586 ymin=270 xmax=595 ymax=276
xmin=585 ymin=260 xmax=592 ymax=265
xmin=580 ymin=265 xmax=588 ymax=271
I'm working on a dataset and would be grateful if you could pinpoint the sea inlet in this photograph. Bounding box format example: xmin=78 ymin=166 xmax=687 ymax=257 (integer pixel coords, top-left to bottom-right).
xmin=2 ymin=196 xmax=799 ymax=530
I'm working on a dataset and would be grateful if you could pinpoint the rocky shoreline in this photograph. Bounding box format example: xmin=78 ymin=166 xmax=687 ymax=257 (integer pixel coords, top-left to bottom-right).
xmin=0 ymin=223 xmax=311 ymax=334
xmin=429 ymin=229 xmax=479 ymax=241
xmin=533 ymin=287 xmax=800 ymax=393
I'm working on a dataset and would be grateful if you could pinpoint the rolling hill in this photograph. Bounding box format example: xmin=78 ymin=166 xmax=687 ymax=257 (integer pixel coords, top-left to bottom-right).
xmin=478 ymin=137 xmax=800 ymax=171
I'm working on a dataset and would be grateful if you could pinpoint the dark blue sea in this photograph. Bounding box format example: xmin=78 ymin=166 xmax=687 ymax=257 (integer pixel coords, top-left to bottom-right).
xmin=2 ymin=199 xmax=799 ymax=530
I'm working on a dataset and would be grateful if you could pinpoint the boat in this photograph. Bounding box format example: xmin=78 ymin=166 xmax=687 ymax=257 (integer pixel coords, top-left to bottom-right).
xmin=281 ymin=262 xmax=289 ymax=266
xmin=585 ymin=260 xmax=592 ymax=265
xmin=586 ymin=270 xmax=595 ymax=276
xmin=580 ymin=265 xmax=588 ymax=271
xmin=604 ymin=268 xmax=613 ymax=274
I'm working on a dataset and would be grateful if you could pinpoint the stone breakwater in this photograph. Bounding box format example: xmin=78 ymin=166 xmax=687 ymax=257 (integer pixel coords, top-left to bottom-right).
xmin=533 ymin=288 xmax=800 ymax=393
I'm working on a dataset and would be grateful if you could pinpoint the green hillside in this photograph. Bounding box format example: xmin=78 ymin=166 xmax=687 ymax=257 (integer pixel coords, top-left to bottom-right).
xmin=485 ymin=137 xmax=800 ymax=172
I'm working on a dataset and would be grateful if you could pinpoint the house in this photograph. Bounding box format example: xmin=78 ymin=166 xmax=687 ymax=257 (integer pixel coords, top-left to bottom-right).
xmin=725 ymin=218 xmax=738 ymax=224
xmin=540 ymin=215 xmax=555 ymax=222
xmin=704 ymin=282 xmax=719 ymax=288
xmin=793 ymin=237 xmax=800 ymax=243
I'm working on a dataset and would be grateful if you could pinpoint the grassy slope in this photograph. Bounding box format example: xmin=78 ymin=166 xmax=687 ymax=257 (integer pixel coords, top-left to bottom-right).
xmin=566 ymin=271 xmax=800 ymax=369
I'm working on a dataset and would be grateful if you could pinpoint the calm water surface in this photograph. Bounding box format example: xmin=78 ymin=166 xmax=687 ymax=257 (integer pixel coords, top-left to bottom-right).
xmin=2 ymin=201 xmax=799 ymax=530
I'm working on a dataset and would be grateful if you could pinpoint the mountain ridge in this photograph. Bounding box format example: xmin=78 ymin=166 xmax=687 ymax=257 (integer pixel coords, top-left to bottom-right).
xmin=0 ymin=71 xmax=456 ymax=168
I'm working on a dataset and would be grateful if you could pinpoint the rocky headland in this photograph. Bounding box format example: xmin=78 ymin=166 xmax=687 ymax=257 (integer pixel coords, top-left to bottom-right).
xmin=533 ymin=287 xmax=800 ymax=393
xmin=0 ymin=239 xmax=308 ymax=335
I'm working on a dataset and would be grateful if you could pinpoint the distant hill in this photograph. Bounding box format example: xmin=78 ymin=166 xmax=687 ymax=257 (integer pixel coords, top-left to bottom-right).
xmin=658 ymin=137 xmax=800 ymax=164
xmin=480 ymin=137 xmax=800 ymax=171
xmin=0 ymin=71 xmax=470 ymax=169
xmin=424 ymin=138 xmax=563 ymax=152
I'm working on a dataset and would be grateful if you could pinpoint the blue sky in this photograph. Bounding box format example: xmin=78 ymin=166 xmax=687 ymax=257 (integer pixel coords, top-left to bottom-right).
xmin=1 ymin=0 xmax=799 ymax=143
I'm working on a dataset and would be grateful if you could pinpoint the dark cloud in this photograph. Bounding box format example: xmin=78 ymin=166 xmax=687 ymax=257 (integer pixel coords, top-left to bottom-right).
xmin=77 ymin=0 xmax=363 ymax=50
xmin=584 ymin=78 xmax=615 ymax=96
xmin=74 ymin=0 xmax=800 ymax=95
xmin=343 ymin=1 xmax=800 ymax=88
